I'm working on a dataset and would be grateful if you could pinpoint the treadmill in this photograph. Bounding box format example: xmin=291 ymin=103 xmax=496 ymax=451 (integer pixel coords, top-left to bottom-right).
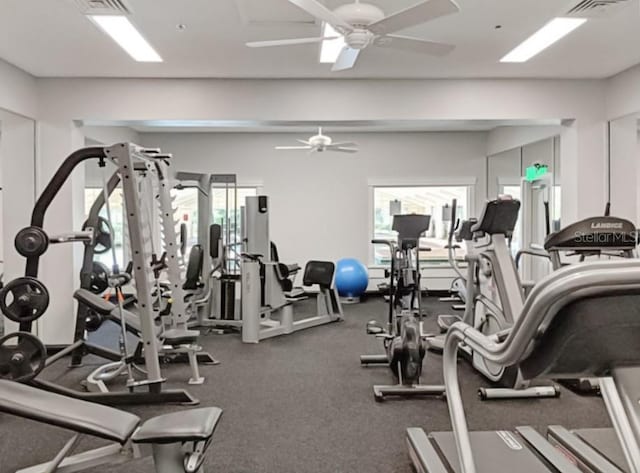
xmin=407 ymin=258 xmax=640 ymax=473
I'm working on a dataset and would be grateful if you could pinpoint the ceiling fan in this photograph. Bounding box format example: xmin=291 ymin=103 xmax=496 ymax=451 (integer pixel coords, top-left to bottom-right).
xmin=246 ymin=0 xmax=460 ymax=71
xmin=275 ymin=128 xmax=358 ymax=153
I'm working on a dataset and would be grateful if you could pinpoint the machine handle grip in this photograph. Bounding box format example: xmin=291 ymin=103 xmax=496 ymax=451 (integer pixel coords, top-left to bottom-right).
xmin=371 ymin=239 xmax=394 ymax=250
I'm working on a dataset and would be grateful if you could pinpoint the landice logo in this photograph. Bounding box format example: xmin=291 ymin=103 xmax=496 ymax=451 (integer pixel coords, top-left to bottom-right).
xmin=591 ymin=222 xmax=624 ymax=230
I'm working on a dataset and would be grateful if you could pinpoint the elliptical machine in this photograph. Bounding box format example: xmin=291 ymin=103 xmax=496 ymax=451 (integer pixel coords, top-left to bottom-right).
xmin=436 ymin=199 xmax=477 ymax=331
xmin=361 ymin=214 xmax=445 ymax=402
xmin=429 ymin=196 xmax=560 ymax=400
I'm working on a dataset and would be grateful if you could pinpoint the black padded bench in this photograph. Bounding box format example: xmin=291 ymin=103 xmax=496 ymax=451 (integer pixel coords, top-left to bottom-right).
xmin=0 ymin=379 xmax=222 ymax=472
xmin=74 ymin=288 xmax=200 ymax=345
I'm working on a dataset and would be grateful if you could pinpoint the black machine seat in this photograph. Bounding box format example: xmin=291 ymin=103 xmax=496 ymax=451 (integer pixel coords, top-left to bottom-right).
xmin=132 ymin=407 xmax=223 ymax=444
xmin=162 ymin=328 xmax=200 ymax=345
xmin=544 ymin=216 xmax=637 ymax=251
xmin=471 ymin=197 xmax=520 ymax=236
xmin=392 ymin=214 xmax=431 ymax=250
xmin=74 ymin=288 xmax=116 ymax=316
xmin=0 ymin=379 xmax=140 ymax=443
xmin=520 ymin=290 xmax=640 ymax=381
xmin=270 ymin=242 xmax=300 ymax=292
xmin=183 ymin=245 xmax=204 ymax=291
xmin=303 ymin=261 xmax=335 ymax=289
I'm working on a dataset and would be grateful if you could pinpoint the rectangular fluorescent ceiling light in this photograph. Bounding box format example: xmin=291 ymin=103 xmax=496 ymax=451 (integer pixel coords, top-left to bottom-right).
xmin=320 ymin=23 xmax=345 ymax=63
xmin=501 ymin=17 xmax=587 ymax=63
xmin=89 ymin=15 xmax=162 ymax=62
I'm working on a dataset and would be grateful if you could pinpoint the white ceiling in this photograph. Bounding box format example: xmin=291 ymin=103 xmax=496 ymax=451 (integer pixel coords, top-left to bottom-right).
xmin=82 ymin=118 xmax=562 ymax=133
xmin=0 ymin=0 xmax=639 ymax=79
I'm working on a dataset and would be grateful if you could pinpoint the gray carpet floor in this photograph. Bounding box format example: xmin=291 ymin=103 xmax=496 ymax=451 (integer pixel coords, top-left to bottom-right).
xmin=0 ymin=296 xmax=612 ymax=473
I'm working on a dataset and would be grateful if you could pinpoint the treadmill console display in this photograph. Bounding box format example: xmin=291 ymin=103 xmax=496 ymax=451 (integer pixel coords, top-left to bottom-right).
xmin=544 ymin=216 xmax=637 ymax=250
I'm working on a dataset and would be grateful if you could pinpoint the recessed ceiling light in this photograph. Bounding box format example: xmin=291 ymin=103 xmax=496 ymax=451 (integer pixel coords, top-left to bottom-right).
xmin=89 ymin=15 xmax=162 ymax=62
xmin=501 ymin=17 xmax=587 ymax=63
xmin=319 ymin=23 xmax=345 ymax=64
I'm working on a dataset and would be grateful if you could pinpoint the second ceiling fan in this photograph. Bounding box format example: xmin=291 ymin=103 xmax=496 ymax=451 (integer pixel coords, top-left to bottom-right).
xmin=246 ymin=0 xmax=460 ymax=71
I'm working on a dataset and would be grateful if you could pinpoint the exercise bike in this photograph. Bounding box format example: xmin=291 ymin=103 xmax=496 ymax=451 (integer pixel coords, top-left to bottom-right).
xmin=361 ymin=214 xmax=445 ymax=402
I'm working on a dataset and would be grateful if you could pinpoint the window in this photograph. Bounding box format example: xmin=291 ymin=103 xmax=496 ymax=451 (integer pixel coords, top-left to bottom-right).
xmin=84 ymin=187 xmax=126 ymax=268
xmin=171 ymin=186 xmax=258 ymax=260
xmin=211 ymin=187 xmax=258 ymax=244
xmin=212 ymin=187 xmax=258 ymax=270
xmin=372 ymin=186 xmax=470 ymax=265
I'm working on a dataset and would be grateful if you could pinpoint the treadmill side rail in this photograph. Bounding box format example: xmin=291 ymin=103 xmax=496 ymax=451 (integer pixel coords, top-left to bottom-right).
xmin=406 ymin=428 xmax=449 ymax=473
xmin=516 ymin=426 xmax=583 ymax=473
xmin=547 ymin=425 xmax=625 ymax=473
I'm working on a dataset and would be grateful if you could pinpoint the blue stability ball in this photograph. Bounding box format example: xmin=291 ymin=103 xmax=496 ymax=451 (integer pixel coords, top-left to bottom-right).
xmin=335 ymin=258 xmax=369 ymax=299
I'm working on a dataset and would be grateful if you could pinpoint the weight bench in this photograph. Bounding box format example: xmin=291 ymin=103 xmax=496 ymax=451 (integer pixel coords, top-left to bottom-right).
xmin=0 ymin=379 xmax=222 ymax=473
xmin=73 ymin=289 xmax=208 ymax=387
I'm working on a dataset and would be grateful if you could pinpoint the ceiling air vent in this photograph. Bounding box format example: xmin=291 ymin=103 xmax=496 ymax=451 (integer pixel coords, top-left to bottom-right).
xmin=565 ymin=0 xmax=634 ymax=18
xmin=73 ymin=0 xmax=133 ymax=15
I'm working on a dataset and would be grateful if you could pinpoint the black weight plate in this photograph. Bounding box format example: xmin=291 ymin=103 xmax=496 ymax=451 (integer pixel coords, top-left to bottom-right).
xmin=0 ymin=277 xmax=50 ymax=323
xmin=0 ymin=332 xmax=46 ymax=382
xmin=89 ymin=261 xmax=110 ymax=294
xmin=14 ymin=226 xmax=49 ymax=258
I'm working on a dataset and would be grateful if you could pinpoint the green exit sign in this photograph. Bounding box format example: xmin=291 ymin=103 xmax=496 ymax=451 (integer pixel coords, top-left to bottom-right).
xmin=525 ymin=164 xmax=549 ymax=182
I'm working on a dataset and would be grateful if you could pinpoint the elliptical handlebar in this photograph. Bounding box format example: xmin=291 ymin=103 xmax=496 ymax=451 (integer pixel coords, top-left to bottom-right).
xmin=372 ymin=239 xmax=396 ymax=328
xmin=446 ymin=199 xmax=466 ymax=281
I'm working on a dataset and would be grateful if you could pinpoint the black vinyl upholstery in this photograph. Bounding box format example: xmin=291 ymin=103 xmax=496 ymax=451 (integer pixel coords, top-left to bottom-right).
xmin=132 ymin=407 xmax=223 ymax=444
xmin=0 ymin=380 xmax=140 ymax=443
xmin=270 ymin=242 xmax=299 ymax=292
xmin=74 ymin=288 xmax=116 ymax=316
xmin=303 ymin=261 xmax=335 ymax=289
xmin=183 ymin=245 xmax=204 ymax=290
xmin=210 ymin=224 xmax=221 ymax=259
xmin=520 ymin=290 xmax=640 ymax=380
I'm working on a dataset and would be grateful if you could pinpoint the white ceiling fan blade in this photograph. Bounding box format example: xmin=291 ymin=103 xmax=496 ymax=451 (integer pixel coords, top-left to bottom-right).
xmin=275 ymin=146 xmax=313 ymax=150
xmin=297 ymin=139 xmax=311 ymax=145
xmin=327 ymin=142 xmax=357 ymax=148
xmin=368 ymin=0 xmax=460 ymax=36
xmin=332 ymin=47 xmax=360 ymax=72
xmin=287 ymin=0 xmax=353 ymax=32
xmin=247 ymin=36 xmax=337 ymax=48
xmin=376 ymin=35 xmax=455 ymax=56
xmin=329 ymin=147 xmax=359 ymax=153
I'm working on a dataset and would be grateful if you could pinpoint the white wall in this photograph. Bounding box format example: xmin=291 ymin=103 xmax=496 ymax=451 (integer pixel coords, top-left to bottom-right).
xmin=486 ymin=125 xmax=563 ymax=156
xmin=606 ymin=64 xmax=640 ymax=120
xmin=609 ymin=114 xmax=640 ymax=222
xmin=0 ymin=59 xmax=38 ymax=119
xmin=82 ymin=125 xmax=139 ymax=147
xmin=0 ymin=110 xmax=36 ymax=334
xmin=139 ymin=131 xmax=487 ymax=269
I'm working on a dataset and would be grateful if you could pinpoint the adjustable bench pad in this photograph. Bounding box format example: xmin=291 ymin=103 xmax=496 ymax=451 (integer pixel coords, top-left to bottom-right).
xmin=0 ymin=380 xmax=140 ymax=443
xmin=74 ymin=288 xmax=117 ymax=316
xmin=132 ymin=407 xmax=223 ymax=444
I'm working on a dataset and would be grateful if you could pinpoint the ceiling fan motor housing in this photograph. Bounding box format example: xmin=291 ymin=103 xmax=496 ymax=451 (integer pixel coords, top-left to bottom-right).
xmin=309 ymin=134 xmax=332 ymax=149
xmin=333 ymin=2 xmax=385 ymax=29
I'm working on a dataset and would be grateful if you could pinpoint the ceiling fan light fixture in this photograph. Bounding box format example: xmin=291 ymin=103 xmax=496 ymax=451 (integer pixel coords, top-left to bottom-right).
xmin=500 ymin=17 xmax=587 ymax=63
xmin=319 ymin=23 xmax=345 ymax=63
